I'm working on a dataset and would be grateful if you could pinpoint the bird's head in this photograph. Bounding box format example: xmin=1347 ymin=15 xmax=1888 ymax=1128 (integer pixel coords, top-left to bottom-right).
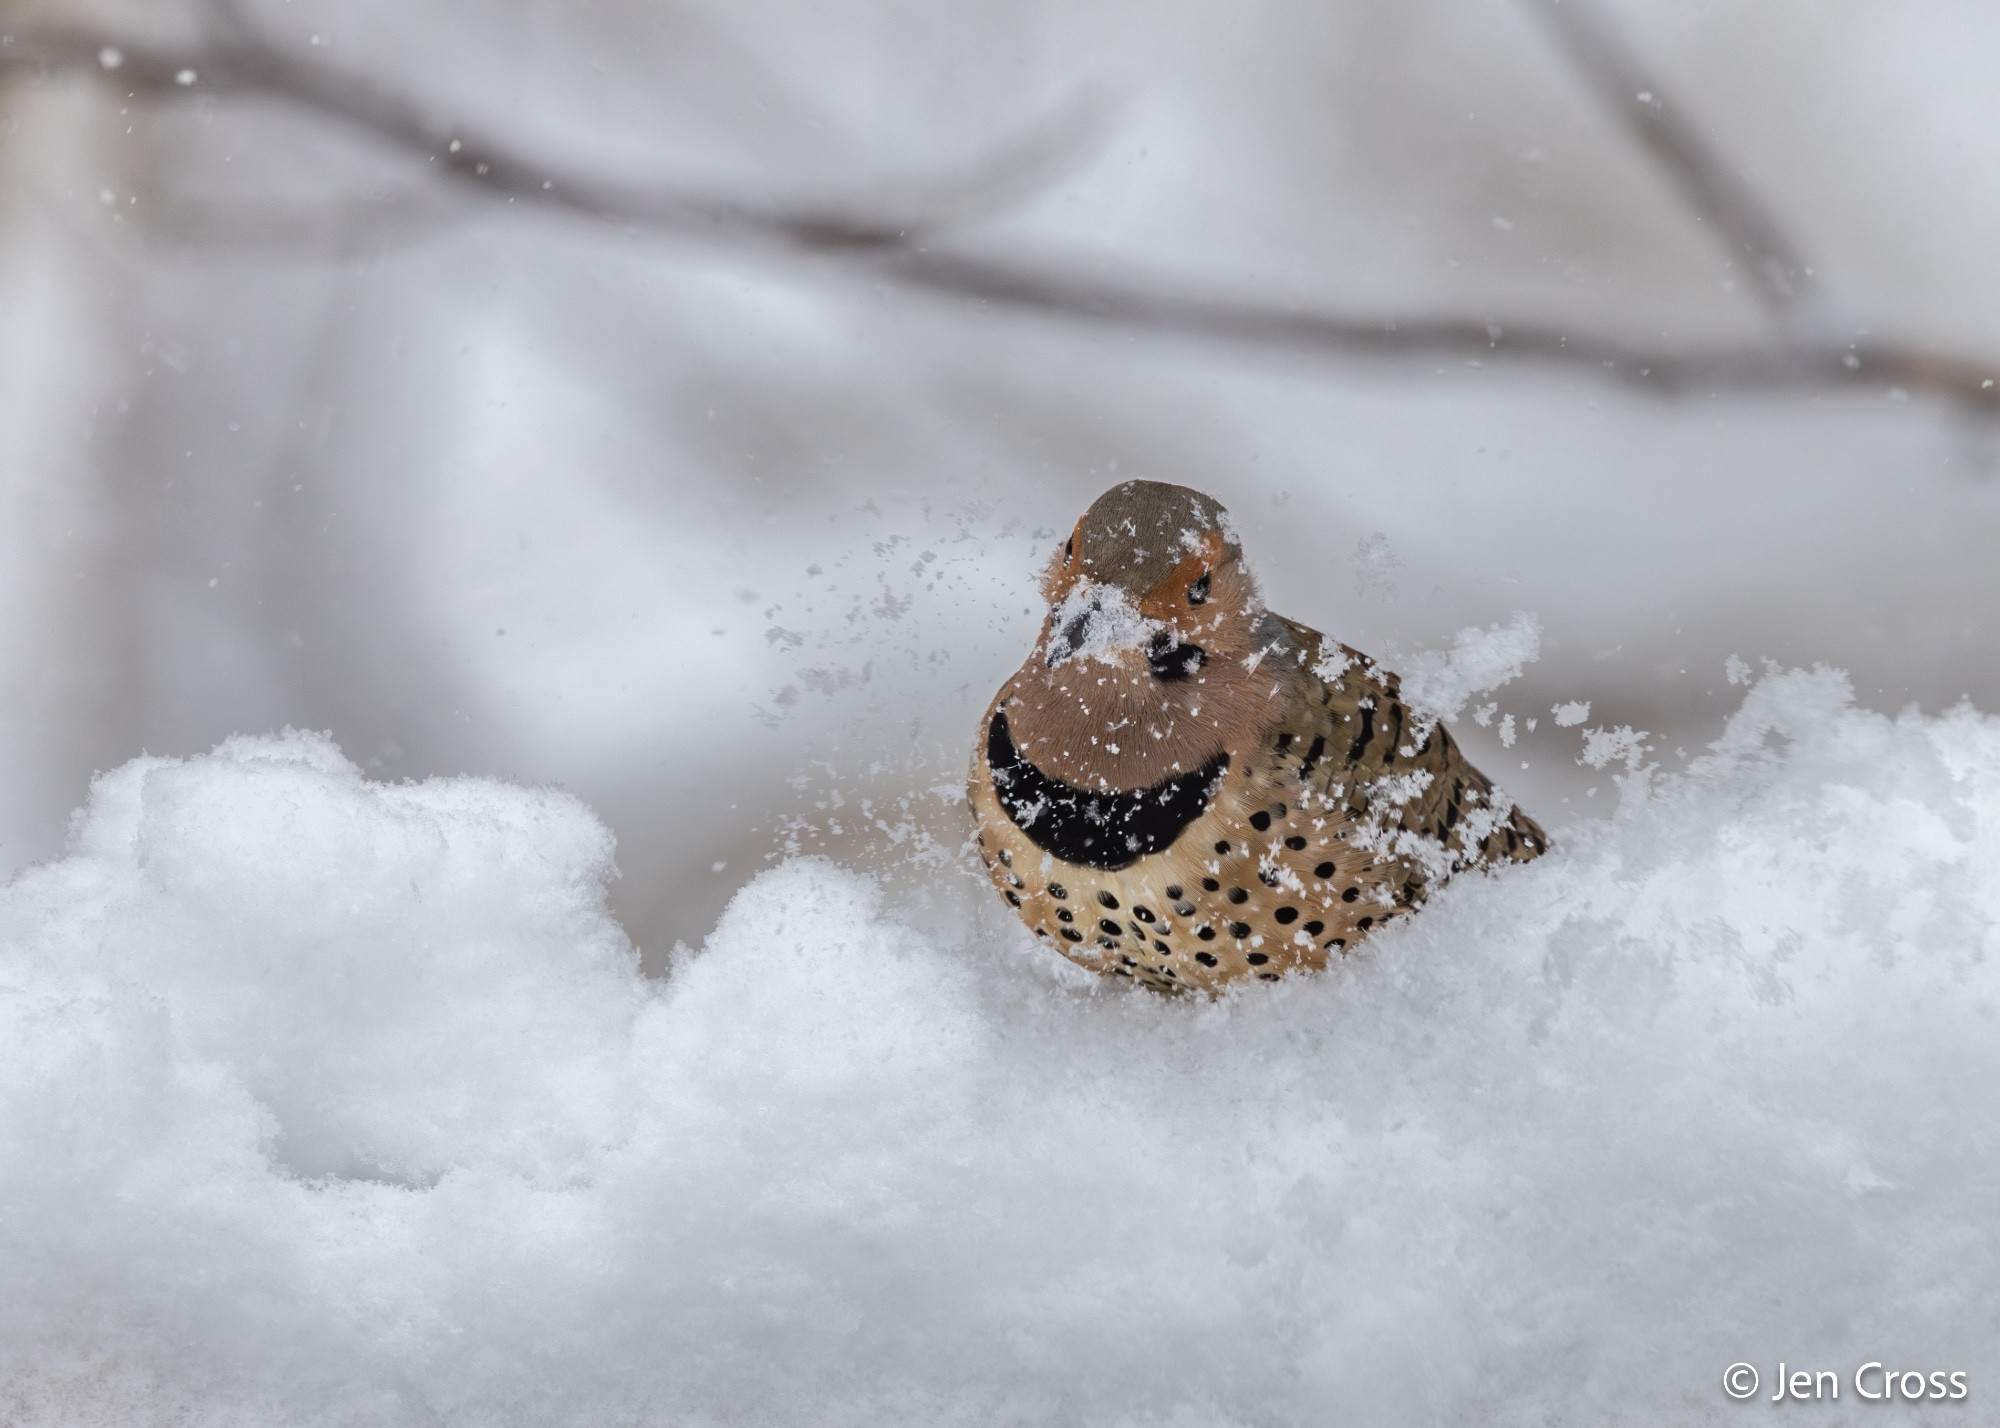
xmin=1034 ymin=480 xmax=1262 ymax=680
xmin=997 ymin=481 xmax=1280 ymax=791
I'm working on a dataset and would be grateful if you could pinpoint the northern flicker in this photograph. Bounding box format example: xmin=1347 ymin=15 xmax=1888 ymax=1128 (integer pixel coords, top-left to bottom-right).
xmin=968 ymin=480 xmax=1546 ymax=993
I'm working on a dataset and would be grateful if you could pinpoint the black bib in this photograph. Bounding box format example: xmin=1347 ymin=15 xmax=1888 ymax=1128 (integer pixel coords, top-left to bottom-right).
xmin=986 ymin=707 xmax=1228 ymax=871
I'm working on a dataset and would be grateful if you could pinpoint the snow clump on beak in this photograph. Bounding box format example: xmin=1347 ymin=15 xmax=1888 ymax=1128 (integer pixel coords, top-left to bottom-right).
xmin=1043 ymin=581 xmax=1162 ymax=670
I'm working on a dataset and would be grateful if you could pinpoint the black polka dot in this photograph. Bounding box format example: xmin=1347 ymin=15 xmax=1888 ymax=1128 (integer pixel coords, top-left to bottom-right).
xmin=1275 ymin=732 xmax=1294 ymax=751
xmin=1258 ymin=869 xmax=1280 ymax=887
xmin=1099 ymin=919 xmax=1124 ymax=937
xmin=1056 ymin=908 xmax=1073 ymax=923
xmin=1195 ymin=951 xmax=1218 ymax=966
xmin=1246 ymin=952 xmax=1269 ymax=965
xmin=1326 ymin=937 xmax=1346 ymax=949
xmin=1284 ymin=836 xmax=1307 ymax=851
xmin=1249 ymin=811 xmax=1272 ymax=832
xmin=1164 ymin=884 xmax=1183 ymax=899
xmin=1227 ymin=887 xmax=1248 ymax=904
xmin=1303 ymin=921 xmax=1324 ymax=935
xmin=1357 ymin=917 xmax=1374 ymax=931
xmin=1314 ymin=862 xmax=1335 ymax=879
xmin=1034 ymin=927 xmax=1048 ymax=937
xmin=1202 ymin=877 xmax=1220 ymax=892
xmin=1257 ymin=972 xmax=1280 ymax=982
xmin=1097 ymin=891 xmax=1119 ymax=909
xmin=1174 ymin=901 xmax=1197 ymax=917
xmin=1049 ymin=883 xmax=1068 ymax=900
xmin=1274 ymin=907 xmax=1298 ymax=924
xmin=1153 ymin=940 xmax=1170 ymax=954
xmin=1197 ymin=926 xmax=1216 ymax=941
xmin=997 ymin=848 xmax=1012 ymax=866
xmin=1061 ymin=928 xmax=1083 ymax=942
xmin=1132 ymin=906 xmax=1156 ymax=923
xmin=1214 ymin=841 xmax=1231 ymax=854
xmin=1341 ymin=887 xmax=1361 ymax=903
xmin=1229 ymin=922 xmax=1251 ymax=939
xmin=1004 ymin=891 xmax=1020 ymax=907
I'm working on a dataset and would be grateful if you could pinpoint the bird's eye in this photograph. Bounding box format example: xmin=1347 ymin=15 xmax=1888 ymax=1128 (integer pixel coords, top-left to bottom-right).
xmin=1187 ymin=572 xmax=1210 ymax=606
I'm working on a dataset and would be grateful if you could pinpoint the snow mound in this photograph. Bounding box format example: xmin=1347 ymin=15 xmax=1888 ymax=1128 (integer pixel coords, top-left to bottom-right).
xmin=4 ymin=673 xmax=1997 ymax=1426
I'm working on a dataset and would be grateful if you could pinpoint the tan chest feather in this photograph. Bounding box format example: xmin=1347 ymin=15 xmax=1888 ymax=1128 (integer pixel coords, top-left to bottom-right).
xmin=972 ymin=749 xmax=1366 ymax=992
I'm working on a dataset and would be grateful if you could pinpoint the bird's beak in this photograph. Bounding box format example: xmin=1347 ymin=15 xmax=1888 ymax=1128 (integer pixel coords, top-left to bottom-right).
xmin=1045 ymin=584 xmax=1105 ymax=668
xmin=1042 ymin=580 xmax=1162 ymax=670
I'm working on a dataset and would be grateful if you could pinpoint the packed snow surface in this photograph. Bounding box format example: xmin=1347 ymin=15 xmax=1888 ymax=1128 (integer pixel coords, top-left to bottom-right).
xmin=4 ymin=669 xmax=1997 ymax=1426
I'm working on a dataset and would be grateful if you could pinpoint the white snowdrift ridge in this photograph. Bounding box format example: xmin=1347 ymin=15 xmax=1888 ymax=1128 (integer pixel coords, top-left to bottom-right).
xmin=3 ymin=671 xmax=1996 ymax=1426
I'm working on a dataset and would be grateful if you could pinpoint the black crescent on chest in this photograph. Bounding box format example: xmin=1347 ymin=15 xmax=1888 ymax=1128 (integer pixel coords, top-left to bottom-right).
xmin=985 ymin=707 xmax=1230 ymax=871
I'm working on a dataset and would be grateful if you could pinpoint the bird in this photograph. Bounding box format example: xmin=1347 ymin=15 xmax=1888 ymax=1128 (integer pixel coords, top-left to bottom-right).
xmin=968 ymin=479 xmax=1547 ymax=993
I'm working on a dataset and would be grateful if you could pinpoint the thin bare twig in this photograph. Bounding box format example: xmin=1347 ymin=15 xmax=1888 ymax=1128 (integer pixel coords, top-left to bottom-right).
xmin=1521 ymin=0 xmax=1814 ymax=320
xmin=878 ymin=249 xmax=1995 ymax=404
xmin=0 ymin=22 xmax=1106 ymax=247
xmin=1 ymin=13 xmax=1994 ymax=411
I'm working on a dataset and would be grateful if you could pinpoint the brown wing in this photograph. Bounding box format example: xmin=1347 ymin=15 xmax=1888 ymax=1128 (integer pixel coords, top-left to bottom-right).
xmin=1264 ymin=613 xmax=1547 ymax=885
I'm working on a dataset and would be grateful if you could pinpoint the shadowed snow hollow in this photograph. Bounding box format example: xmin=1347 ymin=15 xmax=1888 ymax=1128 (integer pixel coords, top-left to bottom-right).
xmin=2 ymin=671 xmax=1994 ymax=1426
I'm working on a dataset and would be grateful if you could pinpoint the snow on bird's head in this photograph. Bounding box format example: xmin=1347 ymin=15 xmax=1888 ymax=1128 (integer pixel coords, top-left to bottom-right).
xmin=1038 ymin=480 xmax=1260 ymax=644
xmin=1059 ymin=480 xmax=1240 ymax=601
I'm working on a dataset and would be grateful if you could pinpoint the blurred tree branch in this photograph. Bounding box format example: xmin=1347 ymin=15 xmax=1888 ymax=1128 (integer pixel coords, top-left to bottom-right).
xmin=1524 ymin=0 xmax=1815 ymax=323
xmin=2 ymin=3 xmax=1994 ymax=411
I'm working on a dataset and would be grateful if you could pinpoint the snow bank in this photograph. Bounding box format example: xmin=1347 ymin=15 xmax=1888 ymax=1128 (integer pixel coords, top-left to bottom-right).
xmin=4 ymin=672 xmax=1996 ymax=1426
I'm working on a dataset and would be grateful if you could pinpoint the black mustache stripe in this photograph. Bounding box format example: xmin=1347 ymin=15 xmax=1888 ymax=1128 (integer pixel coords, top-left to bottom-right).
xmin=986 ymin=708 xmax=1229 ymax=871
xmin=1147 ymin=634 xmax=1205 ymax=681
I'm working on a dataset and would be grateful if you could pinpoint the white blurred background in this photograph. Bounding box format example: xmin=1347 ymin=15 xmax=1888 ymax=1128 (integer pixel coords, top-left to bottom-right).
xmin=4 ymin=0 xmax=1999 ymax=962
